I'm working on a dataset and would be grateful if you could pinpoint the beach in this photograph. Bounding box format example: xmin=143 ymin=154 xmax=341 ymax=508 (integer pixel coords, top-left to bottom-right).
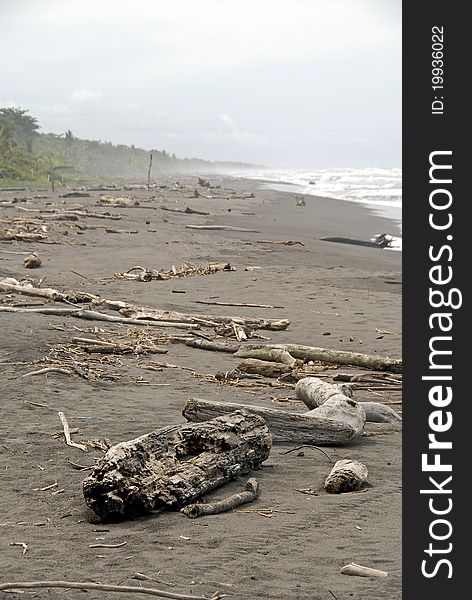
xmin=0 ymin=176 xmax=402 ymax=600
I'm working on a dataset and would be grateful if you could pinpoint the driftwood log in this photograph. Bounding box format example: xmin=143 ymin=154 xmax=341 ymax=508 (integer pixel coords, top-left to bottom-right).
xmin=235 ymin=343 xmax=402 ymax=373
xmin=324 ymin=459 xmax=368 ymax=493
xmin=185 ymin=339 xmax=238 ymax=353
xmin=185 ymin=225 xmax=260 ymax=233
xmin=359 ymin=401 xmax=402 ymax=424
xmin=0 ymin=581 xmax=209 ymax=599
xmin=0 ymin=278 xmax=289 ymax=332
xmin=0 ymin=306 xmax=198 ymax=329
xmin=83 ymin=411 xmax=271 ymax=520
xmin=341 ymin=563 xmax=388 ymax=578
xmin=295 ymin=377 xmax=366 ymax=436
xmin=183 ymin=398 xmax=358 ymax=445
xmin=180 ymin=477 xmax=259 ymax=518
xmin=237 ymin=358 xmax=292 ymax=378
xmin=296 ymin=376 xmax=401 ymax=425
xmin=119 ymin=307 xmax=289 ymax=332
xmin=234 ymin=346 xmax=296 ymax=366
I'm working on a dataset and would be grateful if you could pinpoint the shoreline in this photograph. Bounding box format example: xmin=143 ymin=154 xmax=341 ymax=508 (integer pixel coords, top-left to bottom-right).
xmin=0 ymin=175 xmax=402 ymax=599
xmin=219 ymin=168 xmax=402 ymax=234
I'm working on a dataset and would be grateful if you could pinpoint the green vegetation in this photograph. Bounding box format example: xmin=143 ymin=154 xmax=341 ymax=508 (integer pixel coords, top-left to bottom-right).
xmin=0 ymin=106 xmax=241 ymax=186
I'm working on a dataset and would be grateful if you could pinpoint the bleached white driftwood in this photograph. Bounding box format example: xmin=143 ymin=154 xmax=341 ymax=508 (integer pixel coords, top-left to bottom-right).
xmin=234 ymin=346 xmax=296 ymax=366
xmin=58 ymin=412 xmax=87 ymax=452
xmin=340 ymin=563 xmax=388 ymax=577
xmin=324 ymin=459 xmax=368 ymax=493
xmin=296 ymin=376 xmax=401 ymax=425
xmin=295 ymin=377 xmax=365 ymax=436
xmin=296 ymin=377 xmax=345 ymax=408
xmin=359 ymin=401 xmax=402 ymax=424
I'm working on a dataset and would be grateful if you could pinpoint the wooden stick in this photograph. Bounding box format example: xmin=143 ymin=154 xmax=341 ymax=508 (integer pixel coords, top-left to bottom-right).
xmin=186 ymin=225 xmax=260 ymax=232
xmin=193 ymin=300 xmax=284 ymax=309
xmin=58 ymin=412 xmax=87 ymax=451
xmin=89 ymin=541 xmax=127 ymax=548
xmin=181 ymin=478 xmax=259 ymax=518
xmin=256 ymin=239 xmax=304 ymax=246
xmin=23 ymin=367 xmax=71 ymax=377
xmin=340 ymin=563 xmax=388 ymax=578
xmin=160 ymin=206 xmax=209 ymax=216
xmin=0 ymin=580 xmax=209 ymax=599
xmin=0 ymin=306 xmax=199 ymax=329
xmin=147 ymin=153 xmax=153 ymax=190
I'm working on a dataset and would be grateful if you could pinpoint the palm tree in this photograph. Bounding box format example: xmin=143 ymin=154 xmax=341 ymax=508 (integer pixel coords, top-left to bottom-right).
xmin=0 ymin=107 xmax=40 ymax=153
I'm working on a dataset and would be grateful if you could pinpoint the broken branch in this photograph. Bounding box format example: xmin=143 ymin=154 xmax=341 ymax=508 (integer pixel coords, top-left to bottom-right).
xmin=0 ymin=581 xmax=209 ymax=599
xmin=181 ymin=478 xmax=259 ymax=518
xmin=58 ymin=411 xmax=87 ymax=451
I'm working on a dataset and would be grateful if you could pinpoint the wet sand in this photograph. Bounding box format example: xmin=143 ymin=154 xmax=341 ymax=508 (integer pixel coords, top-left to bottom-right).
xmin=0 ymin=176 xmax=401 ymax=599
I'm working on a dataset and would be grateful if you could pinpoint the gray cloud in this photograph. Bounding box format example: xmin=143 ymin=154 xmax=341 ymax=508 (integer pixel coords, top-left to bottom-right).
xmin=1 ymin=0 xmax=401 ymax=167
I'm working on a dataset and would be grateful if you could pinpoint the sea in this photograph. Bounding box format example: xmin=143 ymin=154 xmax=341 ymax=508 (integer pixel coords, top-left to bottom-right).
xmin=228 ymin=167 xmax=402 ymax=251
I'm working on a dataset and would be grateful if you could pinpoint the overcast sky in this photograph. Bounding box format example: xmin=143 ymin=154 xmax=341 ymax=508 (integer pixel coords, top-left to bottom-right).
xmin=1 ymin=0 xmax=401 ymax=168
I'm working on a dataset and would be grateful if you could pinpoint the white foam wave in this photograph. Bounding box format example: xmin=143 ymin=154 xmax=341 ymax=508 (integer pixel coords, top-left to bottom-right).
xmin=227 ymin=166 xmax=403 ymax=249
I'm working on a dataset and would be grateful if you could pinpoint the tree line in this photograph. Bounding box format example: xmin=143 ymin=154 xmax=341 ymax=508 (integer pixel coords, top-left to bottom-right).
xmin=0 ymin=107 xmax=223 ymax=184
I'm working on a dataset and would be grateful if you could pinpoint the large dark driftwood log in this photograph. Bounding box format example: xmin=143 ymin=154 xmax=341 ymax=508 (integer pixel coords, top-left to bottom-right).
xmin=235 ymin=343 xmax=402 ymax=373
xmin=82 ymin=411 xmax=271 ymax=520
xmin=183 ymin=398 xmax=357 ymax=445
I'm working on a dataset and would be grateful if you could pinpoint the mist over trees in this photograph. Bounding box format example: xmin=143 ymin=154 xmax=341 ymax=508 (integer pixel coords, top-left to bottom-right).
xmin=0 ymin=107 xmax=254 ymax=183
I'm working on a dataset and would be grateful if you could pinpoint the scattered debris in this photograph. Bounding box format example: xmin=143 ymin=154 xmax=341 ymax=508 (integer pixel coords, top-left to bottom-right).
xmin=113 ymin=262 xmax=234 ymax=282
